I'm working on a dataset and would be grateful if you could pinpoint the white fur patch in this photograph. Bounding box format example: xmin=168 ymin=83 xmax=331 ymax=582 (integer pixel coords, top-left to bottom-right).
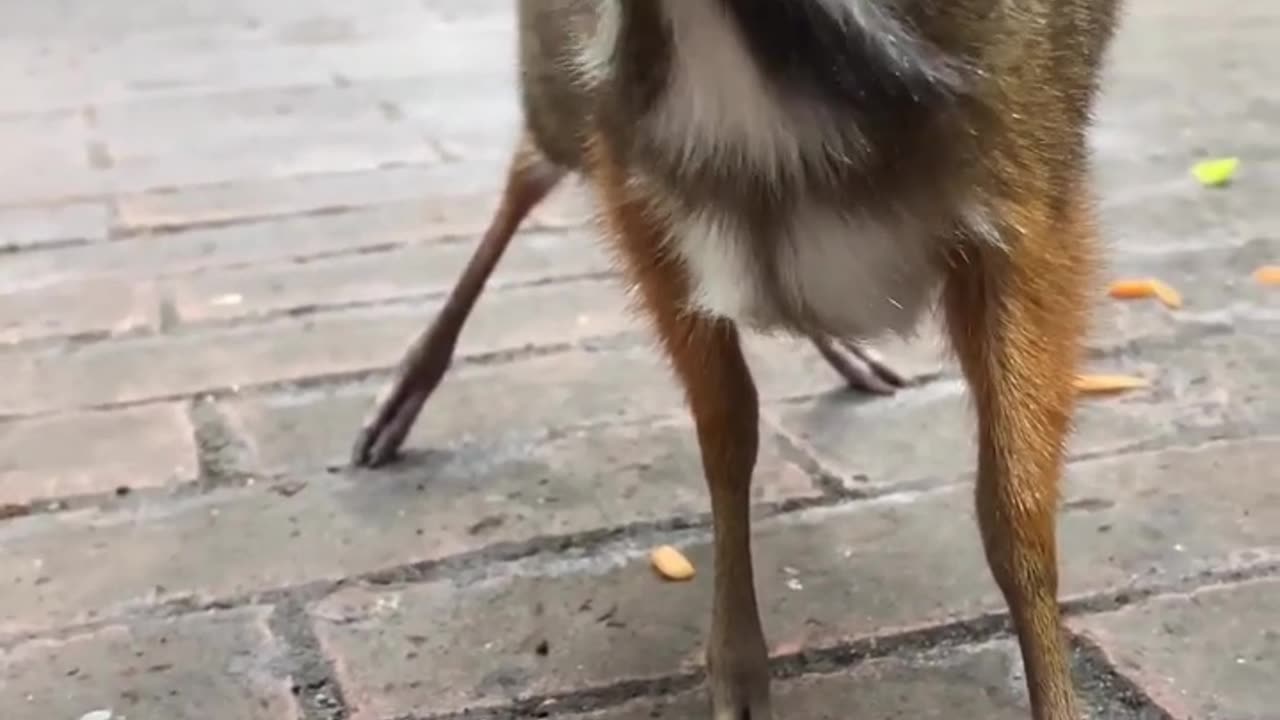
xmin=777 ymin=203 xmax=940 ymax=337
xmin=652 ymin=0 xmax=845 ymax=182
xmin=648 ymin=1 xmax=944 ymax=338
xmin=670 ymin=210 xmax=774 ymax=327
xmin=580 ymin=0 xmax=976 ymax=339
xmin=574 ymin=0 xmax=621 ymax=86
xmin=671 ymin=204 xmax=943 ymax=339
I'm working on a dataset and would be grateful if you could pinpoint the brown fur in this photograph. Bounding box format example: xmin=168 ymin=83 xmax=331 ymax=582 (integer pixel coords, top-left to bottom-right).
xmin=589 ymin=133 xmax=773 ymax=713
xmin=942 ymin=192 xmax=1099 ymax=716
xmin=356 ymin=3 xmax=1121 ymax=718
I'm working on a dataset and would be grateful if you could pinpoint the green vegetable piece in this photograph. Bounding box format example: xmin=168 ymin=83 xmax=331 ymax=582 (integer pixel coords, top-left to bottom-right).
xmin=1191 ymin=157 xmax=1240 ymax=187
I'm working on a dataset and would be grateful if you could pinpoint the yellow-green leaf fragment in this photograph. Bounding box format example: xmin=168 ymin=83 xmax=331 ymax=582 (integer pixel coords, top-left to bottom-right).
xmin=1191 ymin=157 xmax=1240 ymax=187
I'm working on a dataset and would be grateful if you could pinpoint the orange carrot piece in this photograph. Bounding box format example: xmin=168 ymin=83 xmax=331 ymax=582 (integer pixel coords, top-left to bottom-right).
xmin=1074 ymin=374 xmax=1150 ymax=395
xmin=1107 ymin=278 xmax=1182 ymax=308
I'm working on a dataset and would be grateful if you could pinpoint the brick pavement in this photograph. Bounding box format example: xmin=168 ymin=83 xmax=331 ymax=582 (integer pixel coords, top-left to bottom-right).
xmin=0 ymin=1 xmax=1277 ymax=719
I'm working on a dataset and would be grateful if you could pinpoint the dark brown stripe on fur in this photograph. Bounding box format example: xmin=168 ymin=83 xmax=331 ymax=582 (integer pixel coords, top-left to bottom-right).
xmin=718 ymin=0 xmax=972 ymax=119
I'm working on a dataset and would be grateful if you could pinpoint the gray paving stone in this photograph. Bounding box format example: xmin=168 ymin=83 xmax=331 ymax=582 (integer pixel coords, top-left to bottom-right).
xmin=88 ymin=83 xmax=442 ymax=193
xmin=166 ymin=227 xmax=612 ymax=324
xmin=0 ymin=1 xmax=442 ymax=114
xmin=224 ymin=331 xmax=945 ymax=475
xmin=0 ymin=403 xmax=198 ymax=506
xmin=0 ymin=278 xmax=631 ymax=416
xmin=556 ymin=639 xmax=1168 ymax=720
xmin=0 ymin=202 xmax=110 ymax=249
xmin=356 ymin=72 xmax=521 ymax=159
xmin=589 ymin=645 xmax=1030 ymax=720
xmin=482 ymin=645 xmax=1035 ymax=720
xmin=1099 ymin=166 xmax=1280 ymax=253
xmin=1106 ymin=238 xmax=1280 ymax=311
xmin=0 ymin=417 xmax=820 ymax=637
xmin=5 ymin=184 xmax=588 ymax=293
xmin=772 ymin=319 xmax=1280 ymax=491
xmin=1075 ymin=578 xmax=1280 ymax=720
xmin=112 ymin=161 xmax=505 ymax=233
xmin=307 ymin=437 xmax=1280 ymax=715
xmin=0 ymin=607 xmax=297 ymax=720
xmin=0 ymin=276 xmax=157 ymax=345
xmin=771 ymin=379 xmax=1174 ymax=492
xmin=0 ymin=110 xmax=103 ymax=205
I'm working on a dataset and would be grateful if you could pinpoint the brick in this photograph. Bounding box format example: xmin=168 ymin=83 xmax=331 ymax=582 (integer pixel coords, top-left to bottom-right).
xmin=8 ymin=187 xmax=589 ymax=292
xmin=305 ymin=437 xmax=1280 ymax=715
xmin=0 ymin=110 xmax=103 ymax=205
xmin=0 ymin=202 xmax=110 ymax=250
xmin=1100 ymin=237 xmax=1280 ymax=314
xmin=558 ymin=643 xmax=1031 ymax=720
xmin=559 ymin=637 xmax=1160 ymax=720
xmin=0 ymin=277 xmax=630 ymax=416
xmin=114 ymin=160 xmax=506 ymax=235
xmin=770 ymin=379 xmax=1181 ymax=492
xmin=167 ymin=228 xmax=611 ymax=324
xmin=1099 ymin=11 xmax=1279 ymax=140
xmin=2 ymin=1 xmax=445 ymax=115
xmin=226 ymin=347 xmax=681 ymax=474
xmin=0 ymin=277 xmax=157 ymax=345
xmin=354 ymin=72 xmax=521 ymax=157
xmin=89 ymin=83 xmax=443 ymax=193
xmin=1087 ymin=257 xmax=1279 ymax=357
xmin=1100 ymin=169 xmax=1280 ymax=253
xmin=1075 ymin=578 xmax=1280 ymax=720
xmin=4 ymin=205 xmax=439 ymax=290
xmin=224 ymin=333 xmax=944 ymax=475
xmin=0 ymin=417 xmax=818 ymax=636
xmin=0 ymin=607 xmax=297 ymax=720
xmin=1126 ymin=322 xmax=1280 ymax=435
xmin=114 ymin=157 xmax=590 ymax=236
xmin=0 ymin=403 xmax=197 ymax=506
xmin=770 ymin=318 xmax=1280 ymax=491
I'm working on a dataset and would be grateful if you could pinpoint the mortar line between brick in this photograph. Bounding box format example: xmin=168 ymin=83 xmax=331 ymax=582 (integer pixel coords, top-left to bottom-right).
xmin=409 ymin=608 xmax=1158 ymax=720
xmin=5 ymin=489 xmax=1278 ymax=655
xmin=1068 ymin=632 xmax=1178 ymax=720
xmin=412 ymin=557 xmax=1280 ymax=720
xmin=0 ymin=486 xmax=943 ymax=649
xmin=106 ymin=183 xmax=589 ymax=241
xmin=0 ymin=236 xmax=95 ymax=255
xmin=0 ymin=562 xmax=1271 ymax=718
xmin=0 ymin=306 xmax=1262 ymax=423
xmin=270 ymin=597 xmax=351 ymax=720
xmin=0 ymin=336 xmax=603 ymax=423
xmin=761 ymin=375 xmax=963 ymax=499
xmin=0 ymin=268 xmax=617 ymax=355
xmin=761 ymin=412 xmax=866 ymax=500
xmin=0 ymin=403 xmax=902 ymax=521
xmin=161 ymin=270 xmax=622 ymax=335
xmin=0 ymin=408 xmax=1273 ymax=528
xmin=188 ymin=396 xmax=259 ymax=489
xmin=391 ymin=616 xmax=1024 ymax=719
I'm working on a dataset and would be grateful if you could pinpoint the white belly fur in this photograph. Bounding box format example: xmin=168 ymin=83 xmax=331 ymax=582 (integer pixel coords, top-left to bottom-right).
xmin=671 ymin=206 xmax=943 ymax=339
xmin=647 ymin=0 xmax=946 ymax=340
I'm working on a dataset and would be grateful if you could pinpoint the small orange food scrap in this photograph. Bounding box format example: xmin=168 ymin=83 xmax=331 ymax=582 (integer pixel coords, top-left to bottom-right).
xmin=650 ymin=545 xmax=696 ymax=582
xmin=1107 ymin=278 xmax=1182 ymax=309
xmin=1254 ymin=266 xmax=1280 ymax=286
xmin=1074 ymin=374 xmax=1150 ymax=395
